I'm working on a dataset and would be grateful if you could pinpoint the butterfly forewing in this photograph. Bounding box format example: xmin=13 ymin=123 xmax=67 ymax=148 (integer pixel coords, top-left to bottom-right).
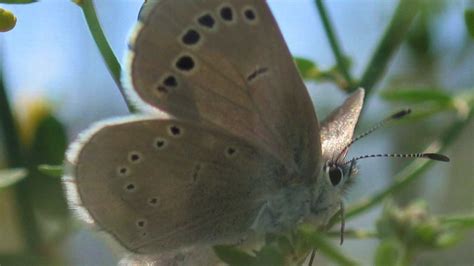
xmin=320 ymin=89 xmax=364 ymax=160
xmin=68 ymin=118 xmax=284 ymax=253
xmin=125 ymin=0 xmax=321 ymax=179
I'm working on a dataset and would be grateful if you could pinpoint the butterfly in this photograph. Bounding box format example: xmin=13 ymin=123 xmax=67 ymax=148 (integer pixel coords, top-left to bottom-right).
xmin=62 ymin=0 xmax=438 ymax=261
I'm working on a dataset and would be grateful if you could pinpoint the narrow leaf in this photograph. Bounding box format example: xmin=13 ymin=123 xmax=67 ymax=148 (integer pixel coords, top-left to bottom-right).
xmin=213 ymin=245 xmax=257 ymax=266
xmin=0 ymin=168 xmax=27 ymax=188
xmin=440 ymin=215 xmax=474 ymax=229
xmin=298 ymin=226 xmax=358 ymax=266
xmin=38 ymin=164 xmax=63 ymax=177
xmin=294 ymin=57 xmax=318 ymax=79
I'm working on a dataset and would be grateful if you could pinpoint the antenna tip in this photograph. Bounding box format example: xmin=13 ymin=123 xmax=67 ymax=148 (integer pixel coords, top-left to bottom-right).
xmin=391 ymin=108 xmax=412 ymax=119
xmin=424 ymin=153 xmax=450 ymax=162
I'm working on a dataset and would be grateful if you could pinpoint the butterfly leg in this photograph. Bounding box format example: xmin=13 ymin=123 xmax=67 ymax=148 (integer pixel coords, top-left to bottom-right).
xmin=340 ymin=201 xmax=345 ymax=245
xmin=250 ymin=201 xmax=273 ymax=232
xmin=308 ymin=249 xmax=316 ymax=266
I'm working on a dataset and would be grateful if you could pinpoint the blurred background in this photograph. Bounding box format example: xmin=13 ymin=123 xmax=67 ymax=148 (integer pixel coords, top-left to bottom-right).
xmin=0 ymin=0 xmax=473 ymax=265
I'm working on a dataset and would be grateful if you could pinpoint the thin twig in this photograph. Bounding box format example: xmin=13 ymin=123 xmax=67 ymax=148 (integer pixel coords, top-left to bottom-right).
xmin=358 ymin=0 xmax=423 ymax=96
xmin=77 ymin=0 xmax=136 ymax=113
xmin=315 ymin=0 xmax=353 ymax=91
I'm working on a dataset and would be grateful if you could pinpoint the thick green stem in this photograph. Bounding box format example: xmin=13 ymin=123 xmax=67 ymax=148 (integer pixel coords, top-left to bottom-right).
xmin=345 ymin=108 xmax=473 ymax=220
xmin=78 ymin=0 xmax=136 ymax=113
xmin=358 ymin=0 xmax=422 ymax=95
xmin=0 ymin=64 xmax=41 ymax=252
xmin=315 ymin=0 xmax=354 ymax=91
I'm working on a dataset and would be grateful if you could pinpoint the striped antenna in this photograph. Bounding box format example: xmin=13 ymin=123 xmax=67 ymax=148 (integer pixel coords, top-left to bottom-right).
xmin=345 ymin=152 xmax=450 ymax=164
xmin=336 ymin=108 xmax=412 ymax=162
xmin=349 ymin=108 xmax=412 ymax=147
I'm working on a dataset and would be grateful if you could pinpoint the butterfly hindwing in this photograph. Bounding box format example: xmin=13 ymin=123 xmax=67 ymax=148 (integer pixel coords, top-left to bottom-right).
xmin=65 ymin=117 xmax=284 ymax=253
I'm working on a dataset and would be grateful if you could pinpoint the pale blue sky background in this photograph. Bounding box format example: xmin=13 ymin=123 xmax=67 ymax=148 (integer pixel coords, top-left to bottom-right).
xmin=1 ymin=1 xmax=472 ymax=265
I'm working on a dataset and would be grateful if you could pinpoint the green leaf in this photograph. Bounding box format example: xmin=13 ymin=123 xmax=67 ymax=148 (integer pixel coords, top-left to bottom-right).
xmin=407 ymin=11 xmax=431 ymax=56
xmin=37 ymin=164 xmax=63 ymax=177
xmin=294 ymin=57 xmax=318 ymax=79
xmin=375 ymin=239 xmax=401 ymax=266
xmin=30 ymin=115 xmax=67 ymax=164
xmin=298 ymin=226 xmax=358 ymax=266
xmin=441 ymin=215 xmax=474 ymax=229
xmin=0 ymin=168 xmax=27 ymax=188
xmin=435 ymin=232 xmax=461 ymax=248
xmin=213 ymin=245 xmax=257 ymax=266
xmin=254 ymin=245 xmax=285 ymax=266
xmin=0 ymin=0 xmax=37 ymax=3
xmin=26 ymin=114 xmax=70 ymax=241
xmin=381 ymin=88 xmax=452 ymax=104
xmin=276 ymin=235 xmax=294 ymax=256
xmin=465 ymin=9 xmax=474 ymax=38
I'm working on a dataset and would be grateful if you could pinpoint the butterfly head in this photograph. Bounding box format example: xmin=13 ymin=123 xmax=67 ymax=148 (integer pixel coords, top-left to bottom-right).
xmin=307 ymin=102 xmax=450 ymax=232
xmin=306 ymin=154 xmax=358 ymax=226
xmin=323 ymin=157 xmax=357 ymax=190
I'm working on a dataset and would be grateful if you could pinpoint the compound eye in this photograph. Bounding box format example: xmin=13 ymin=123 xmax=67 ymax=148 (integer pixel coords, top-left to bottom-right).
xmin=328 ymin=166 xmax=344 ymax=186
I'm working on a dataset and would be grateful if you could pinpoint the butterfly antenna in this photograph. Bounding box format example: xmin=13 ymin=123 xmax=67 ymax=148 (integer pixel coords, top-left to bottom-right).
xmin=336 ymin=108 xmax=412 ymax=162
xmin=350 ymin=108 xmax=412 ymax=147
xmin=345 ymin=152 xmax=450 ymax=165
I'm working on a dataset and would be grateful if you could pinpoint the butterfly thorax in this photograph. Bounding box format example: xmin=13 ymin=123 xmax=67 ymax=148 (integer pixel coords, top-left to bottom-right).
xmin=250 ymin=157 xmax=356 ymax=234
xmin=251 ymin=184 xmax=314 ymax=233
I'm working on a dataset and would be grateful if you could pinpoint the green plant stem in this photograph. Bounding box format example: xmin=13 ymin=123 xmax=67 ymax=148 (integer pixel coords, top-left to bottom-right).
xmin=78 ymin=0 xmax=136 ymax=113
xmin=358 ymin=0 xmax=423 ymax=95
xmin=315 ymin=0 xmax=353 ymax=91
xmin=0 ymin=65 xmax=41 ymax=252
xmin=345 ymin=108 xmax=473 ymax=220
xmin=440 ymin=214 xmax=474 ymax=229
xmin=300 ymin=228 xmax=358 ymax=266
xmin=400 ymin=247 xmax=414 ymax=266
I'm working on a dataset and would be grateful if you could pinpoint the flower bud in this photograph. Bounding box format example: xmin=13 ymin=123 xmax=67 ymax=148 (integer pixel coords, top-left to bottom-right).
xmin=0 ymin=8 xmax=17 ymax=32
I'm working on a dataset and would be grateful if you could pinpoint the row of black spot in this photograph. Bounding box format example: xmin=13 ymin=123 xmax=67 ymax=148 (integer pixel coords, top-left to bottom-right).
xmin=155 ymin=5 xmax=258 ymax=96
xmin=195 ymin=4 xmax=258 ymax=30
xmin=119 ymin=125 xmax=182 ymax=195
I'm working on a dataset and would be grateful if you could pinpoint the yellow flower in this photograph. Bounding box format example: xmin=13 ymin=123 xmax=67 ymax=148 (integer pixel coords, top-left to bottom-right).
xmin=0 ymin=8 xmax=17 ymax=32
xmin=15 ymin=95 xmax=53 ymax=146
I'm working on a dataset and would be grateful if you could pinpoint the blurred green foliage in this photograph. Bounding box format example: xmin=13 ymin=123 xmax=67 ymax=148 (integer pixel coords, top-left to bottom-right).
xmin=0 ymin=0 xmax=473 ymax=265
xmin=294 ymin=57 xmax=352 ymax=89
xmin=465 ymin=9 xmax=474 ymax=38
xmin=0 ymin=88 xmax=69 ymax=264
